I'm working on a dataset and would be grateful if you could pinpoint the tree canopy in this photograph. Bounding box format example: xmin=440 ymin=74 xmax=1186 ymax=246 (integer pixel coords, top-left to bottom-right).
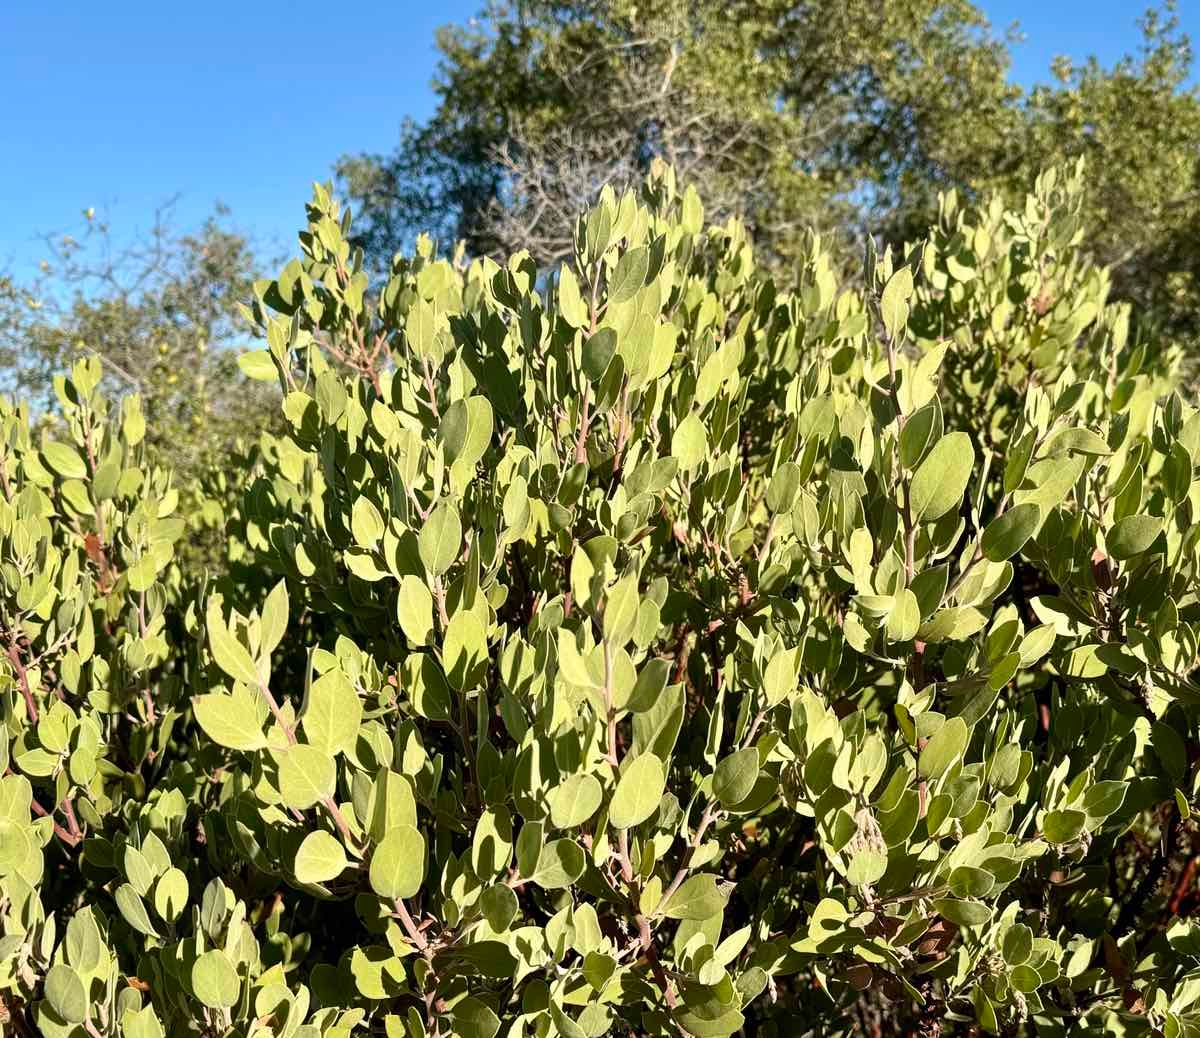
xmin=0 ymin=204 xmax=280 ymax=481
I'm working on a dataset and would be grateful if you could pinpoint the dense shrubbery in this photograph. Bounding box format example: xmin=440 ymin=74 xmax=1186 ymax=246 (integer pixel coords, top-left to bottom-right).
xmin=1 ymin=162 xmax=1199 ymax=1037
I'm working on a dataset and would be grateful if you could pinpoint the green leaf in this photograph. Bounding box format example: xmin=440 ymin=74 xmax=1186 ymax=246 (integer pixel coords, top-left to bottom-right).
xmin=44 ymin=964 xmax=87 ymax=1023
xmin=880 ymin=266 xmax=913 ymax=341
xmin=441 ymin=395 xmax=494 ymax=469
xmin=1042 ymin=808 xmax=1086 ymax=844
xmin=443 ymin=608 xmax=488 ymax=691
xmin=763 ymin=646 xmax=798 ymax=705
xmin=192 ymin=949 xmax=240 ymax=1009
xmin=295 ymin=830 xmax=348 ymax=884
xmin=371 ymin=770 xmax=419 ymax=840
xmin=301 ymin=670 xmax=363 ymax=757
xmin=192 ymin=688 xmax=266 ymax=751
xmin=114 ymin=884 xmax=159 ymax=937
xmin=260 ymin=579 xmax=289 ymax=657
xmin=1015 ymin=454 xmax=1085 ymax=515
xmin=0 ymin=818 xmax=30 ymax=873
xmin=1019 ymin=624 xmax=1056 ymax=666
xmin=712 ymin=748 xmax=759 ymax=807
xmin=397 ymin=574 xmax=434 ymax=645
xmin=531 ymin=838 xmax=586 ymax=888
xmin=766 ymin=462 xmax=802 ymax=513
xmin=1082 ymin=780 xmax=1127 ymax=819
xmin=558 ymin=265 xmax=588 ymax=327
xmin=1152 ymin=721 xmax=1187 ymax=779
xmin=676 ymin=1009 xmax=745 ymax=1038
xmin=974 ymin=986 xmax=999 ymax=1034
xmin=153 ymin=867 xmax=189 ymax=922
xmin=277 ymin=744 xmax=336 ymax=809
xmin=237 ymin=349 xmax=277 ymax=381
xmin=1107 ymin=515 xmax=1162 ymax=560
xmin=406 ymin=297 xmax=438 ymax=358
xmin=846 ymin=850 xmax=887 ymax=888
xmin=206 ymin=601 xmax=261 ymax=687
xmin=910 ymin=565 xmax=948 ymax=619
xmin=450 ymin=997 xmax=501 ymax=1038
xmin=910 ymin=432 xmax=974 ymax=522
xmin=1004 ymin=429 xmax=1037 ymax=494
xmin=672 ymin=413 xmax=708 ymax=473
xmin=549 ymin=1004 xmax=585 ymax=1038
xmin=1001 ymin=923 xmax=1033 ymax=966
xmin=471 ymin=806 xmax=513 ymax=878
xmin=352 ymin=496 xmax=385 ymax=548
xmin=515 ymin=820 xmax=544 ymax=879
xmin=1010 ymin=964 xmax=1041 ymax=993
xmin=609 ymin=753 xmax=667 ymax=829
xmin=949 ymin=865 xmax=993 ymax=898
xmin=661 ymin=873 xmax=730 ymax=920
xmin=403 ymin=652 xmax=454 ymax=722
xmin=419 ymin=501 xmax=462 ymax=577
xmin=609 ymin=246 xmax=649 ymax=304
xmin=932 ymin=898 xmax=991 ymax=927
xmin=126 ymin=555 xmax=159 ymax=593
xmin=918 ymin=606 xmax=988 ymax=643
xmin=121 ymin=394 xmax=145 ymax=444
xmin=918 ymin=718 xmax=968 ymax=779
xmin=42 ymin=441 xmax=87 ymax=479
xmin=603 ymin=573 xmax=640 ymax=647
xmin=899 ymin=402 xmax=939 ymax=467
xmin=548 ymin=773 xmax=603 ymax=829
xmin=981 ymin=503 xmax=1041 ymax=562
xmin=886 ymin=589 xmax=921 ymax=642
xmin=1044 ymin=426 xmax=1112 ymax=457
xmin=681 ymin=184 xmax=703 ymax=233
xmin=122 ymin=1008 xmax=166 ymax=1038
xmin=370 ymin=825 xmax=425 ymax=899
xmin=798 ymin=395 xmax=836 ymax=440
xmin=582 ymin=329 xmax=618 ymax=383
xmin=481 ymin=884 xmax=519 ymax=931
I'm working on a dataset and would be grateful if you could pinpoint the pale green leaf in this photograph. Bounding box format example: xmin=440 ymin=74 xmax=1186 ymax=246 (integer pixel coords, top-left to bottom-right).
xmin=277 ymin=744 xmax=336 ymax=809
xmin=192 ymin=949 xmax=240 ymax=1009
xmin=294 ymin=830 xmax=349 ymax=884
xmin=370 ymin=825 xmax=425 ymax=899
xmin=419 ymin=501 xmax=462 ymax=577
xmin=610 ymin=753 xmax=666 ymax=829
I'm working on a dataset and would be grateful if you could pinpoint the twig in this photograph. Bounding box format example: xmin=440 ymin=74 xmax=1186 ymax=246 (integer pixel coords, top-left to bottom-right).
xmin=603 ymin=641 xmax=619 ymax=767
xmin=29 ymin=796 xmax=80 ymax=848
xmin=7 ymin=637 xmax=38 ymax=723
xmin=655 ymin=800 xmax=719 ymax=916
xmin=394 ymin=898 xmax=430 ymax=953
xmin=1115 ymin=801 xmax=1180 ymax=940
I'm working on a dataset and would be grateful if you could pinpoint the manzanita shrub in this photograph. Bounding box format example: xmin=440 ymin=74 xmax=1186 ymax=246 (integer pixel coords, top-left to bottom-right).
xmin=2 ymin=160 xmax=1200 ymax=1037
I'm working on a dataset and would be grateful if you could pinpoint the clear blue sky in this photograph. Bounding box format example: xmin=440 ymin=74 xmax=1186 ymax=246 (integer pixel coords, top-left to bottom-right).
xmin=0 ymin=1 xmax=1194 ymax=278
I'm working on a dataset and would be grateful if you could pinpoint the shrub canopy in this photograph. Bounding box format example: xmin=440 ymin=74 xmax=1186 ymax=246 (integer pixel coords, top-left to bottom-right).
xmin=1 ymin=162 xmax=1199 ymax=1036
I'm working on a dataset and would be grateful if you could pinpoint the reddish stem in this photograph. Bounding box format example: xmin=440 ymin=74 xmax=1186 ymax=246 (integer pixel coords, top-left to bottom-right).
xmin=7 ymin=639 xmax=37 ymax=724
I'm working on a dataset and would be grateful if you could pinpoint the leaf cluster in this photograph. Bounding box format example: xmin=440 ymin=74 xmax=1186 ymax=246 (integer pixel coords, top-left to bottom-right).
xmin=2 ymin=162 xmax=1199 ymax=1037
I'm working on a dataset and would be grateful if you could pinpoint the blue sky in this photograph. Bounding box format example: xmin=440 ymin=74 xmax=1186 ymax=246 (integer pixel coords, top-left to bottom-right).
xmin=1 ymin=1 xmax=1194 ymax=278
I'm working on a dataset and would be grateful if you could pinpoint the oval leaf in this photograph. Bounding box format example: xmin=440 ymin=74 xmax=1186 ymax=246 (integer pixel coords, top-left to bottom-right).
xmin=609 ymin=753 xmax=667 ymax=829
xmin=910 ymin=432 xmax=974 ymax=522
